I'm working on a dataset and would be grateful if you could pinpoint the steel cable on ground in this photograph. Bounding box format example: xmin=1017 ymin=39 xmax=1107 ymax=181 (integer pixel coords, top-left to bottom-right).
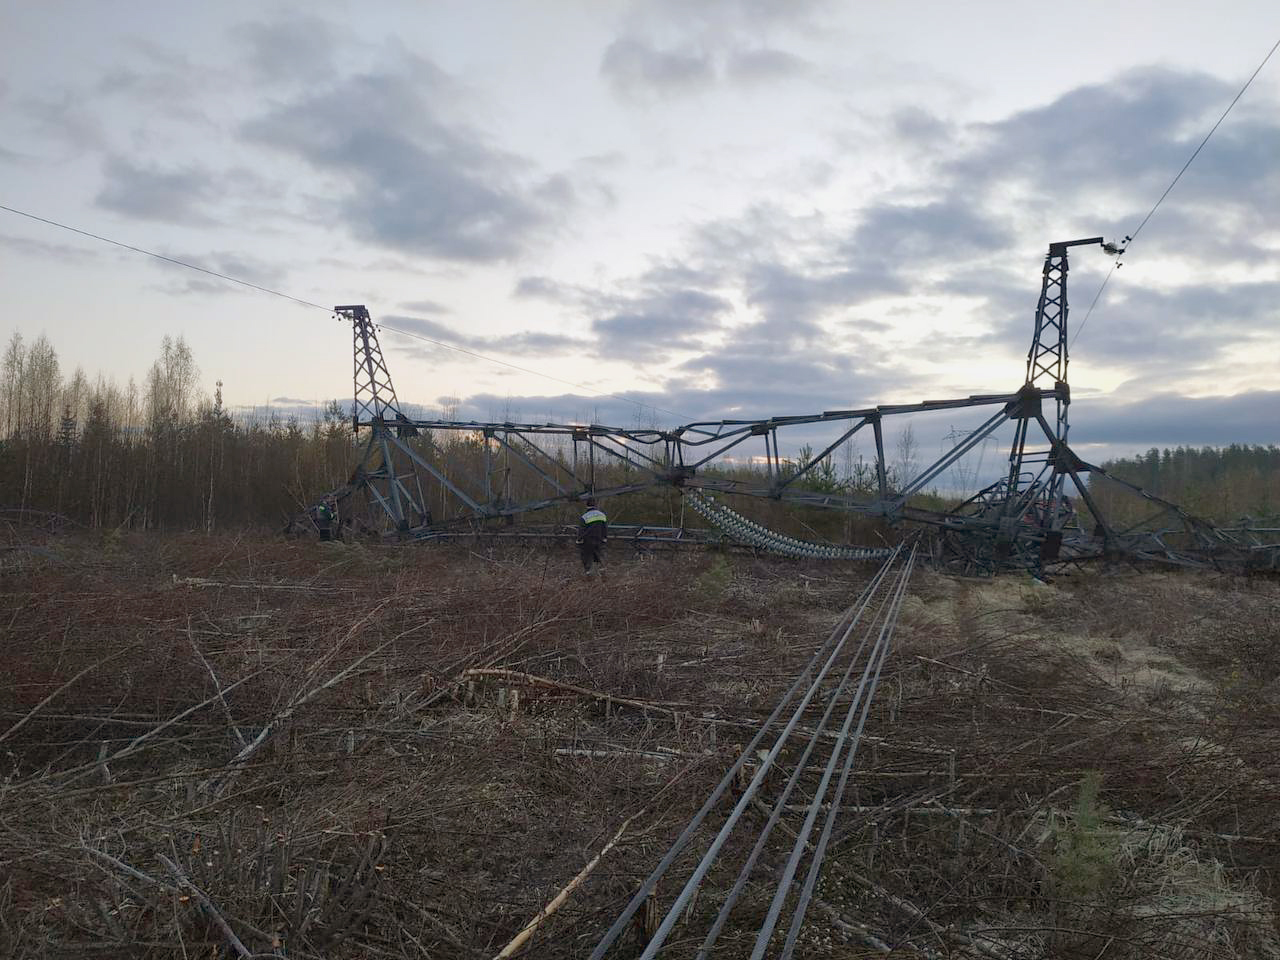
xmin=690 ymin=543 xmax=915 ymax=960
xmin=750 ymin=542 xmax=918 ymax=960
xmin=587 ymin=545 xmax=904 ymax=959
xmin=778 ymin=542 xmax=919 ymax=960
xmin=629 ymin=546 xmax=912 ymax=960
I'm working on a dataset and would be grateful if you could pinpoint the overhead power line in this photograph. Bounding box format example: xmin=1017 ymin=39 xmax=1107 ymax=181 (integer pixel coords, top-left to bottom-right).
xmin=0 ymin=203 xmax=331 ymax=311
xmin=1072 ymin=35 xmax=1280 ymax=349
xmin=1126 ymin=35 xmax=1280 ymax=249
xmin=0 ymin=202 xmax=686 ymax=421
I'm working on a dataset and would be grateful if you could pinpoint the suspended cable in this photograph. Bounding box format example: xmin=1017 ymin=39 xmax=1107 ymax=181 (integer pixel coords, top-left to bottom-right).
xmin=0 ymin=203 xmax=331 ymax=311
xmin=0 ymin=201 xmax=688 ymax=422
xmin=1127 ymin=35 xmax=1280 ymax=249
xmin=1068 ymin=261 xmax=1117 ymax=349
xmin=1072 ymin=35 xmax=1280 ymax=349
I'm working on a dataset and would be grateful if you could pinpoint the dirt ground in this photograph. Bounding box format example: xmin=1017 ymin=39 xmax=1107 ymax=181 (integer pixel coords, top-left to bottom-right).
xmin=2 ymin=527 xmax=1278 ymax=959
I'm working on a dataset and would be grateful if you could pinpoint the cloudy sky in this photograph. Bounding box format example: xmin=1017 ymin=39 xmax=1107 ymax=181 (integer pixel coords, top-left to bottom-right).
xmin=2 ymin=0 xmax=1278 ymax=468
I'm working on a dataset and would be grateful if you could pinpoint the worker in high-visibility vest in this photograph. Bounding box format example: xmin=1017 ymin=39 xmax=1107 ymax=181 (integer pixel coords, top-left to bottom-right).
xmin=577 ymin=497 xmax=608 ymax=573
xmin=312 ymin=499 xmax=336 ymax=542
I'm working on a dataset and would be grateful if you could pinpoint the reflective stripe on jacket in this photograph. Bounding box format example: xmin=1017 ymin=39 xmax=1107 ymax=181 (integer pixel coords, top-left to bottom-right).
xmin=579 ymin=508 xmax=608 ymax=544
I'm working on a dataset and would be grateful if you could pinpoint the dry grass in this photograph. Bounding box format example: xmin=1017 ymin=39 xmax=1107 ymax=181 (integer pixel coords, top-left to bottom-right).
xmin=1 ymin=526 xmax=1278 ymax=959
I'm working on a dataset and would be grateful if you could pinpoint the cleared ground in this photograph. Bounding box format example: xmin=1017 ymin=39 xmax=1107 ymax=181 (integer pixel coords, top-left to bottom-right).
xmin=2 ymin=526 xmax=1278 ymax=958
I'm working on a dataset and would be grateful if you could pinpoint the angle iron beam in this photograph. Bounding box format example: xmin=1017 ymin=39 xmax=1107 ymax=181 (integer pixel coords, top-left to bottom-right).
xmin=587 ymin=432 xmax=669 ymax=472
xmin=872 ymin=416 xmax=888 ymax=500
xmin=894 ymin=408 xmax=1010 ymax=504
xmin=773 ymin=419 xmax=872 ymax=493
xmin=687 ymin=429 xmax=757 ymax=470
xmin=384 ymin=431 xmax=485 ymax=513
xmin=490 ymin=432 xmax=572 ymax=496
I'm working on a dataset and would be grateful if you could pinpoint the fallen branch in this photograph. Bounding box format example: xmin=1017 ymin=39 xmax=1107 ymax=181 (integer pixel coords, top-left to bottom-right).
xmin=461 ymin=668 xmax=690 ymax=715
xmin=83 ymin=845 xmax=178 ymax=895
xmin=49 ymin=670 xmax=265 ymax=786
xmin=813 ymin=899 xmax=940 ymax=958
xmin=0 ymin=641 xmax=144 ymax=746
xmin=554 ymin=748 xmax=687 ymax=763
xmin=492 ymin=809 xmax=645 ymax=959
xmin=172 ymin=575 xmax=343 ymax=593
xmin=186 ymin=618 xmax=246 ymax=749
xmin=785 ymin=803 xmax=996 ymax=816
xmin=157 ymin=853 xmax=252 ymax=959
xmin=416 ymin=613 xmax=570 ymax=711
xmin=226 ymin=637 xmax=396 ymax=768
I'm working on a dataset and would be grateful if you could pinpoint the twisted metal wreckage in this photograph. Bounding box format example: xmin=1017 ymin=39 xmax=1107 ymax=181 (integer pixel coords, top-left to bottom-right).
xmin=312 ymin=238 xmax=1278 ymax=574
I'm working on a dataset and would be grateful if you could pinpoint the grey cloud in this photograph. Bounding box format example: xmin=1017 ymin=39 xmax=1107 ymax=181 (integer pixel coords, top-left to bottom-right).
xmin=0 ymin=232 xmax=101 ymax=265
xmin=600 ymin=37 xmax=715 ymax=98
xmin=726 ymin=48 xmax=809 ymax=82
xmin=382 ymin=314 xmax=590 ymax=357
xmin=20 ymin=93 xmax=105 ymax=153
xmin=945 ymin=67 xmax=1280 ymax=229
xmin=515 ymin=268 xmax=733 ymax=351
xmin=593 ymin=289 xmax=730 ymax=345
xmin=150 ymin=250 xmax=286 ymax=298
xmin=674 ymin=313 xmax=921 ymax=413
xmin=889 ymin=107 xmax=953 ymax=147
xmin=505 ymin=331 xmax=589 ymax=353
xmin=599 ymin=36 xmax=814 ymax=98
xmin=95 ymin=156 xmax=220 ymax=224
xmin=244 ymin=67 xmax=568 ymax=261
xmin=381 ymin=315 xmax=465 ymax=343
xmin=1075 ymin=391 xmax=1280 ymax=448
xmin=1088 ymin=282 xmax=1279 ymax=363
xmin=96 ymin=48 xmax=203 ymax=113
xmin=601 ymin=0 xmax=824 ymax=98
xmin=743 ymin=261 xmax=906 ymax=324
xmin=845 ymin=200 xmax=1006 ymax=263
xmin=692 ymin=203 xmax=816 ymax=265
xmin=193 ymin=251 xmax=284 ymax=287
xmin=855 ymin=69 xmax=1280 ymax=293
xmin=448 ymin=67 xmax=1276 ymax=458
xmin=955 ymin=69 xmax=1225 ymax=188
xmin=689 ymin=202 xmax=947 ymax=323
xmin=638 ymin=0 xmax=831 ymax=32
xmin=514 ymin=275 xmax=577 ymax=302
xmin=972 ymin=278 xmax=1280 ymax=385
xmin=399 ymin=299 xmax=450 ymax=314
xmin=234 ymin=17 xmax=339 ymax=83
xmin=449 ymin=338 xmax=909 ymax=430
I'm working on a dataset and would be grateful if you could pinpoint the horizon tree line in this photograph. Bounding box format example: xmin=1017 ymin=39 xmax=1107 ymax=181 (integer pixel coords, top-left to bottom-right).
xmin=1 ymin=330 xmax=1274 ymax=533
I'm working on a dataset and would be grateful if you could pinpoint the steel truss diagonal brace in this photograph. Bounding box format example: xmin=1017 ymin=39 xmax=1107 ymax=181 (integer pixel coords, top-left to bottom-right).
xmin=318 ymin=239 xmax=1278 ymax=572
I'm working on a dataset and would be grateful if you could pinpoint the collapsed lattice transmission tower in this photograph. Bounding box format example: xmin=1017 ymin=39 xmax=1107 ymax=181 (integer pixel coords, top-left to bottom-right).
xmin=313 ymin=241 xmax=1277 ymax=574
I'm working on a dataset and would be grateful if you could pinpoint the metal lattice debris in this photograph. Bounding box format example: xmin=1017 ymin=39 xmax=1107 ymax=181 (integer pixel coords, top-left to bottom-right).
xmin=315 ymin=241 xmax=1279 ymax=574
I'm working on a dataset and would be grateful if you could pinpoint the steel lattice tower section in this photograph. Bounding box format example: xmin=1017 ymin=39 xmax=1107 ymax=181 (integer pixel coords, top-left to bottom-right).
xmin=311 ymin=246 xmax=1275 ymax=572
xmin=1024 ymin=239 xmax=1086 ymax=441
xmin=346 ymin=303 xmax=407 ymax=428
xmin=991 ymin=238 xmax=1103 ymax=563
xmin=337 ymin=305 xmax=430 ymax=533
